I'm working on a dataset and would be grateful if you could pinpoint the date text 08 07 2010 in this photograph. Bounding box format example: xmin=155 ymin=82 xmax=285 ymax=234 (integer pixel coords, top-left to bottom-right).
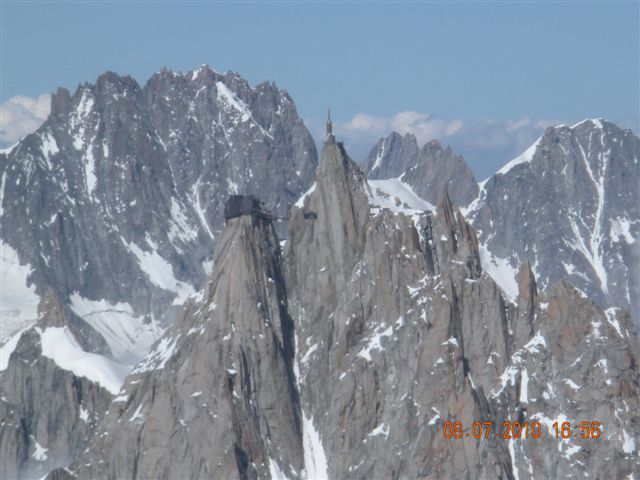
xmin=442 ymin=421 xmax=602 ymax=440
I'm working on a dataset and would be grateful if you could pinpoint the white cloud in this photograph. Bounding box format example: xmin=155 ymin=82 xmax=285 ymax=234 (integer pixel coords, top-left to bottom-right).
xmin=341 ymin=110 xmax=464 ymax=145
xmin=333 ymin=110 xmax=466 ymax=161
xmin=505 ymin=117 xmax=531 ymax=132
xmin=322 ymin=110 xmax=565 ymax=179
xmin=427 ymin=116 xmax=560 ymax=179
xmin=343 ymin=113 xmax=388 ymax=132
xmin=450 ymin=117 xmax=559 ymax=154
xmin=0 ymin=94 xmax=51 ymax=147
xmin=445 ymin=118 xmax=464 ymax=136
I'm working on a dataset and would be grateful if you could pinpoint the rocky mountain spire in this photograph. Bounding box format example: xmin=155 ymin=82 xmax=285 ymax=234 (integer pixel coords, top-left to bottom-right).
xmin=285 ymin=132 xmax=518 ymax=478
xmin=286 ymin=135 xmax=638 ymax=479
xmin=287 ymin=133 xmax=371 ymax=300
xmin=325 ymin=108 xmax=334 ymax=141
xmin=422 ymin=188 xmax=482 ymax=277
xmin=71 ymin=201 xmax=304 ymax=479
xmin=19 ymin=120 xmax=638 ymax=480
xmin=514 ymin=261 xmax=537 ymax=348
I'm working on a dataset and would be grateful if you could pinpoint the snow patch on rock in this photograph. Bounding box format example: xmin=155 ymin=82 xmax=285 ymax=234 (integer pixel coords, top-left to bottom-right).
xmin=496 ymin=137 xmax=540 ymax=176
xmin=69 ymin=293 xmax=165 ymax=365
xmin=39 ymin=326 xmax=130 ymax=394
xmin=0 ymin=326 xmax=30 ymax=371
xmin=302 ymin=411 xmax=329 ymax=480
xmin=0 ymin=241 xmax=40 ymax=341
xmin=123 ymin=236 xmax=195 ymax=305
xmin=368 ymin=178 xmax=434 ymax=215
xmin=479 ymin=245 xmax=518 ymax=300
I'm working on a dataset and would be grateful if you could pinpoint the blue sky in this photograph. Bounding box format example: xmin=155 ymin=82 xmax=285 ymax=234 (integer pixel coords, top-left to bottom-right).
xmin=1 ymin=1 xmax=638 ymax=178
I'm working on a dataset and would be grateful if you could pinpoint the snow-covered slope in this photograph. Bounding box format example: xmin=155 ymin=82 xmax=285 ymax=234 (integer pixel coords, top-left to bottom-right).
xmin=69 ymin=294 xmax=164 ymax=365
xmin=0 ymin=241 xmax=40 ymax=341
xmin=465 ymin=119 xmax=639 ymax=319
xmin=494 ymin=137 xmax=541 ymax=176
xmin=368 ymin=178 xmax=434 ymax=213
xmin=0 ymin=326 xmax=29 ymax=370
xmin=0 ymin=290 xmax=119 ymax=480
xmin=39 ymin=326 xmax=129 ymax=394
xmin=478 ymin=244 xmax=519 ymax=300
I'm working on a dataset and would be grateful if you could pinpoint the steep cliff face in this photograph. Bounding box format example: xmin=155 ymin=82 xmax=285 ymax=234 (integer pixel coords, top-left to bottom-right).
xmin=363 ymin=131 xmax=421 ymax=179
xmin=0 ymin=66 xmax=316 ymax=480
xmin=287 ymin=136 xmax=516 ymax=478
xmin=20 ymin=128 xmax=639 ymax=480
xmin=364 ymin=132 xmax=479 ymax=207
xmin=71 ymin=209 xmax=303 ymax=479
xmin=0 ymin=66 xmax=317 ymax=343
xmin=370 ymin=120 xmax=639 ymax=327
xmin=0 ymin=291 xmax=116 ymax=480
xmin=465 ymin=119 xmax=640 ymax=322
xmin=285 ymin=134 xmax=638 ymax=479
xmin=491 ymin=280 xmax=640 ymax=479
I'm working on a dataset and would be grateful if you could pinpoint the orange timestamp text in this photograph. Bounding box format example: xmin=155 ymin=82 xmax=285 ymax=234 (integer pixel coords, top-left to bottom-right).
xmin=442 ymin=420 xmax=602 ymax=440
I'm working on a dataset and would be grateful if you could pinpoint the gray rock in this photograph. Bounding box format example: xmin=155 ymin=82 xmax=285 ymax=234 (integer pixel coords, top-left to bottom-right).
xmin=71 ymin=205 xmax=303 ymax=479
xmin=514 ymin=262 xmax=536 ymax=349
xmin=0 ymin=66 xmax=316 ymax=480
xmin=0 ymin=66 xmax=317 ymax=336
xmin=364 ymin=131 xmax=420 ymax=179
xmin=465 ymin=119 xmax=640 ymax=324
xmin=364 ymin=133 xmax=479 ymax=206
xmin=0 ymin=292 xmax=114 ymax=480
xmin=5 ymin=108 xmax=638 ymax=480
xmin=491 ymin=281 xmax=640 ymax=478
xmin=284 ymin=130 xmax=638 ymax=479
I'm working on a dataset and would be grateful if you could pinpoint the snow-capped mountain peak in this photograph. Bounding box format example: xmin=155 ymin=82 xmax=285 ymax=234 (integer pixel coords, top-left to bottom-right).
xmin=467 ymin=119 xmax=639 ymax=321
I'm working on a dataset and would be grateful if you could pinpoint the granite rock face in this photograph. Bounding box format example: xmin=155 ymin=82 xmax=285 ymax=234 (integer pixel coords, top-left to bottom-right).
xmin=71 ymin=210 xmax=303 ymax=479
xmin=3 ymin=98 xmax=638 ymax=478
xmin=490 ymin=281 xmax=640 ymax=479
xmin=0 ymin=291 xmax=114 ymax=480
xmin=288 ymin=136 xmax=514 ymax=479
xmin=0 ymin=66 xmax=317 ymax=341
xmin=364 ymin=132 xmax=479 ymax=206
xmin=465 ymin=119 xmax=640 ymax=324
xmin=0 ymin=66 xmax=316 ymax=480
xmin=32 ymin=132 xmax=638 ymax=480
xmin=284 ymin=135 xmax=639 ymax=479
xmin=363 ymin=131 xmax=420 ymax=179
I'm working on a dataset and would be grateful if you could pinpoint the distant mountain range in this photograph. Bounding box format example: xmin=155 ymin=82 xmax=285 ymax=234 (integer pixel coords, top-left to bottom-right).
xmin=364 ymin=132 xmax=479 ymax=206
xmin=365 ymin=120 xmax=639 ymax=322
xmin=0 ymin=67 xmax=638 ymax=479
xmin=0 ymin=65 xmax=317 ymax=357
